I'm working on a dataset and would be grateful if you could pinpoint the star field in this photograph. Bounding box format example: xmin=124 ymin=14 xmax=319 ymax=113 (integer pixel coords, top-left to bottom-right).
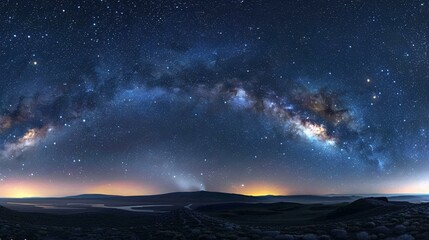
xmin=0 ymin=0 xmax=428 ymax=196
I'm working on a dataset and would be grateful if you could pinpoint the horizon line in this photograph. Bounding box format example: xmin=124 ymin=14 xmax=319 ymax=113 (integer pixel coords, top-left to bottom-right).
xmin=1 ymin=190 xmax=429 ymax=199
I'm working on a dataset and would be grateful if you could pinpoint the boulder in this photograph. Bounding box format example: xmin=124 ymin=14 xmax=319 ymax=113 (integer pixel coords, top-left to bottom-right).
xmin=373 ymin=225 xmax=389 ymax=234
xmin=275 ymin=234 xmax=294 ymax=240
xmin=356 ymin=231 xmax=370 ymax=240
xmin=319 ymin=235 xmax=331 ymax=240
xmin=263 ymin=231 xmax=280 ymax=238
xmin=302 ymin=233 xmax=319 ymax=240
xmin=393 ymin=224 xmax=407 ymax=234
xmin=330 ymin=229 xmax=347 ymax=239
xmin=396 ymin=234 xmax=414 ymax=240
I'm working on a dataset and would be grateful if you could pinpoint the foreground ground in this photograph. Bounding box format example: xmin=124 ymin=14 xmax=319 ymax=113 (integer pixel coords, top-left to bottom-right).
xmin=0 ymin=202 xmax=429 ymax=239
xmin=1 ymin=193 xmax=429 ymax=240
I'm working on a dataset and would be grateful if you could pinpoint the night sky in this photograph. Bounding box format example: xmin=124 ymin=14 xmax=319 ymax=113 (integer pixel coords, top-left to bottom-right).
xmin=0 ymin=0 xmax=428 ymax=197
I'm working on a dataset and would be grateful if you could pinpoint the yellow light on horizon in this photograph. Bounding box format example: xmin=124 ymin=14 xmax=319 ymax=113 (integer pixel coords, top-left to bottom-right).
xmin=230 ymin=182 xmax=288 ymax=196
xmin=0 ymin=180 xmax=74 ymax=198
xmin=4 ymin=186 xmax=38 ymax=198
xmin=0 ymin=180 xmax=157 ymax=198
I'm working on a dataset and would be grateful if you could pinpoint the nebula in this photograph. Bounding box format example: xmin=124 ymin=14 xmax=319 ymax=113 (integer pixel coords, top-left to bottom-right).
xmin=0 ymin=74 xmax=370 ymax=162
xmin=1 ymin=126 xmax=53 ymax=160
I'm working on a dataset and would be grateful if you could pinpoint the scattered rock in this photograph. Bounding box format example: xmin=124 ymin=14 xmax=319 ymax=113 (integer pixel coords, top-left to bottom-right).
xmin=365 ymin=222 xmax=376 ymax=228
xmin=263 ymin=231 xmax=280 ymax=238
xmin=275 ymin=234 xmax=295 ymax=240
xmin=396 ymin=234 xmax=414 ymax=240
xmin=199 ymin=234 xmax=217 ymax=240
xmin=356 ymin=231 xmax=370 ymax=240
xmin=330 ymin=229 xmax=347 ymax=239
xmin=373 ymin=225 xmax=389 ymax=234
xmin=251 ymin=227 xmax=262 ymax=234
xmin=393 ymin=224 xmax=407 ymax=234
xmin=302 ymin=233 xmax=319 ymax=240
xmin=319 ymin=235 xmax=331 ymax=240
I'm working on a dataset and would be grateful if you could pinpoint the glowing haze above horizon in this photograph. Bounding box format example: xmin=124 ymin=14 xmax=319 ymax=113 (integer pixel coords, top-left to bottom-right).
xmin=0 ymin=0 xmax=429 ymax=198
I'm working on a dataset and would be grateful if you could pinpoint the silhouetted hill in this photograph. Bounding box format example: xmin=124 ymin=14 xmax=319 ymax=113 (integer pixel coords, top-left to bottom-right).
xmin=109 ymin=191 xmax=361 ymax=204
xmin=324 ymin=197 xmax=411 ymax=220
xmin=123 ymin=191 xmax=257 ymax=203
xmin=62 ymin=191 xmax=256 ymax=202
xmin=260 ymin=194 xmax=359 ymax=203
xmin=66 ymin=194 xmax=121 ymax=199
xmin=1 ymin=191 xmax=382 ymax=204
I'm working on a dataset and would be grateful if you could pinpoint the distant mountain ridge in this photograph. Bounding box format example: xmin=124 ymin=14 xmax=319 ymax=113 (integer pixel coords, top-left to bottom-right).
xmin=65 ymin=194 xmax=121 ymax=199
xmin=8 ymin=191 xmax=429 ymax=204
xmin=323 ymin=197 xmax=412 ymax=220
xmin=63 ymin=191 xmax=361 ymax=204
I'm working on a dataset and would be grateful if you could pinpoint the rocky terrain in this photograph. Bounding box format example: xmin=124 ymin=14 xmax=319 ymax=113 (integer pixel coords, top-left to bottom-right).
xmin=0 ymin=201 xmax=429 ymax=240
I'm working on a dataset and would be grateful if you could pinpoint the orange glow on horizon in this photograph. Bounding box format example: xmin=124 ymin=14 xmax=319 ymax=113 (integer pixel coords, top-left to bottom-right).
xmin=2 ymin=178 xmax=429 ymax=198
xmin=1 ymin=184 xmax=38 ymax=198
xmin=229 ymin=182 xmax=289 ymax=196
xmin=0 ymin=180 xmax=157 ymax=198
xmin=86 ymin=181 xmax=156 ymax=196
xmin=383 ymin=179 xmax=429 ymax=195
xmin=0 ymin=180 xmax=80 ymax=198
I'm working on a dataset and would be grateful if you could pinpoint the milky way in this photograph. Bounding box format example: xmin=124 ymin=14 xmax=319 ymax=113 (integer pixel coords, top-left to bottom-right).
xmin=0 ymin=0 xmax=428 ymax=196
